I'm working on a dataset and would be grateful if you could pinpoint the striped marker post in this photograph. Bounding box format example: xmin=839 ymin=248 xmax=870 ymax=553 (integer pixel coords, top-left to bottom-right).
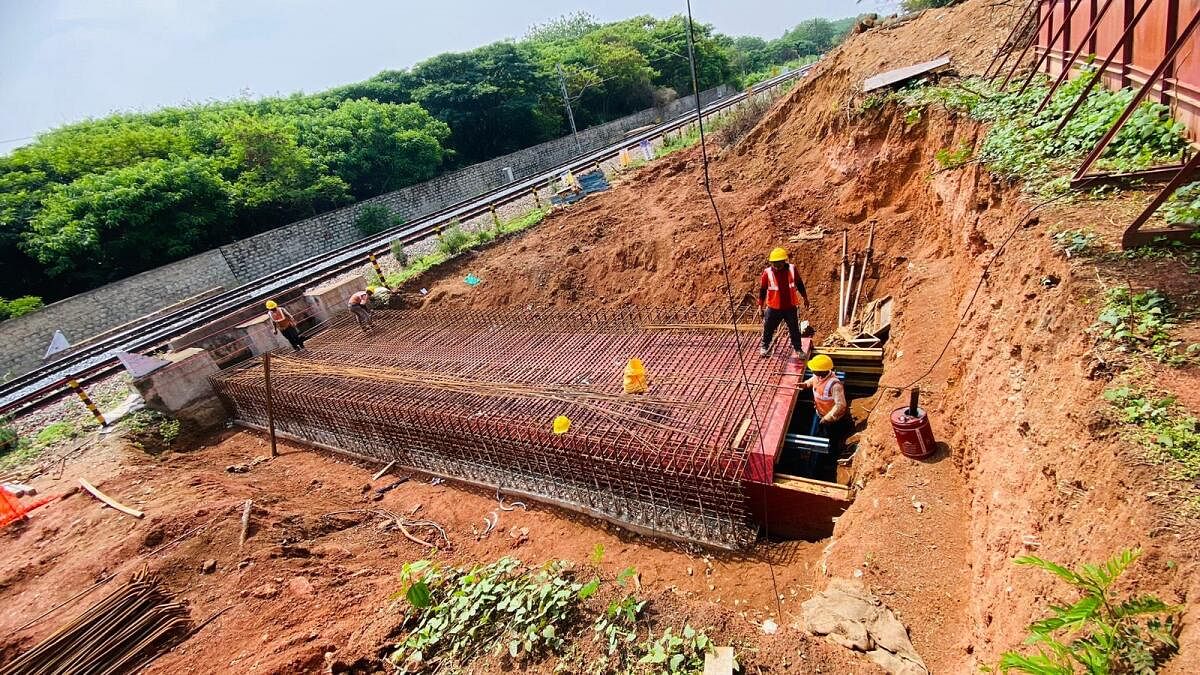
xmin=490 ymin=205 xmax=501 ymax=231
xmin=367 ymin=253 xmax=385 ymax=282
xmin=531 ymin=187 xmax=542 ymax=208
xmin=67 ymin=379 xmax=106 ymax=426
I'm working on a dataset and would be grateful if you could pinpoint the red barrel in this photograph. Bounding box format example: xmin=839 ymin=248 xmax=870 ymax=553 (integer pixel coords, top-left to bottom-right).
xmin=890 ymin=406 xmax=936 ymax=459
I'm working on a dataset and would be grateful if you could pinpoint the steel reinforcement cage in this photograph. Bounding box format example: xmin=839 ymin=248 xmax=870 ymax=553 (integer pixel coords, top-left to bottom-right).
xmin=212 ymin=306 xmax=791 ymax=548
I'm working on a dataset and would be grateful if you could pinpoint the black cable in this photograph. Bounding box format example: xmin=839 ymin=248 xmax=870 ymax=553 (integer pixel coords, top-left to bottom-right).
xmin=684 ymin=0 xmax=784 ymax=619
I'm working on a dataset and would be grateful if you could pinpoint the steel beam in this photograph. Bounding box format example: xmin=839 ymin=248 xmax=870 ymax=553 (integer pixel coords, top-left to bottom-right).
xmin=1121 ymin=151 xmax=1200 ymax=249
xmin=998 ymin=0 xmax=1061 ymax=89
xmin=984 ymin=0 xmax=1039 ymax=78
xmin=1035 ymin=0 xmax=1118 ymax=113
xmin=1072 ymin=8 xmax=1200 ymax=181
xmin=1018 ymin=0 xmax=1089 ymax=95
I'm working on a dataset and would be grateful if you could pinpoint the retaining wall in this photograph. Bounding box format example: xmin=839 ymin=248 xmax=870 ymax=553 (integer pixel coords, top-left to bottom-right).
xmin=0 ymin=250 xmax=238 ymax=379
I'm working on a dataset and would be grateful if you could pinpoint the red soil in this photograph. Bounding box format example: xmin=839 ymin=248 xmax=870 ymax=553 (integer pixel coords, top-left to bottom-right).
xmin=4 ymin=1 xmax=1199 ymax=672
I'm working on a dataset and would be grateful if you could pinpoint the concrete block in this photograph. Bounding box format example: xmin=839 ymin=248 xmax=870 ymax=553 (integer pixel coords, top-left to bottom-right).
xmin=236 ymin=314 xmax=291 ymax=355
xmin=305 ymin=276 xmax=367 ymax=323
xmin=133 ymin=347 xmax=220 ymax=413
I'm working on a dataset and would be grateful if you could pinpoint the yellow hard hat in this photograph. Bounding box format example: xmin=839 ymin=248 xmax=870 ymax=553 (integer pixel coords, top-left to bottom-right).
xmin=365 ymin=286 xmax=376 ymax=294
xmin=265 ymin=300 xmax=278 ymax=310
xmin=552 ymin=415 xmax=571 ymax=435
xmin=769 ymin=247 xmax=789 ymax=262
xmin=808 ymin=354 xmax=834 ymax=372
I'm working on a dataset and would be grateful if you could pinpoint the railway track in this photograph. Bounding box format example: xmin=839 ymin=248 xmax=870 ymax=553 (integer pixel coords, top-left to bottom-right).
xmin=0 ymin=66 xmax=810 ymax=416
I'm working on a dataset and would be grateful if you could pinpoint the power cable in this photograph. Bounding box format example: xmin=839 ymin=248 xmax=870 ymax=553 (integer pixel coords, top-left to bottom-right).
xmin=684 ymin=0 xmax=783 ymax=619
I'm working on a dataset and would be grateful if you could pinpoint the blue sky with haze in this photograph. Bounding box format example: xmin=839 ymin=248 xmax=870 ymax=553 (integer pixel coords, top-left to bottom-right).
xmin=0 ymin=0 xmax=900 ymax=153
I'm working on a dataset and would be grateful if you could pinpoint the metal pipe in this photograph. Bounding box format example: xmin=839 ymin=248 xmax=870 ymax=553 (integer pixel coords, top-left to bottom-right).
xmin=1017 ymin=0 xmax=1088 ymax=96
xmin=838 ymin=230 xmax=849 ymax=328
xmin=263 ymin=352 xmax=278 ymax=458
xmin=984 ymin=0 xmax=1039 ymax=78
xmin=849 ymin=223 xmax=875 ymax=328
xmin=843 ymin=252 xmax=859 ymax=332
xmin=908 ymin=388 xmax=920 ymax=417
xmin=997 ymin=0 xmax=1060 ymax=89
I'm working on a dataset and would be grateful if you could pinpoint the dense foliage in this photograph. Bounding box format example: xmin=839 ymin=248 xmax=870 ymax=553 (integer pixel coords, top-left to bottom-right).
xmin=902 ymin=69 xmax=1189 ymax=196
xmin=0 ymin=12 xmax=860 ymax=308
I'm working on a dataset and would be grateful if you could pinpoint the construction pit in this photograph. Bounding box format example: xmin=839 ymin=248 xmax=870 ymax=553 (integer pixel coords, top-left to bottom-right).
xmin=3 ymin=1 xmax=1200 ymax=673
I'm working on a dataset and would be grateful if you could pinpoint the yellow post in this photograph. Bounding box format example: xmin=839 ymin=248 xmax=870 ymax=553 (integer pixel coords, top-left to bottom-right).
xmin=367 ymin=253 xmax=385 ymax=281
xmin=490 ymin=205 xmax=501 ymax=230
xmin=68 ymin=379 xmax=106 ymax=426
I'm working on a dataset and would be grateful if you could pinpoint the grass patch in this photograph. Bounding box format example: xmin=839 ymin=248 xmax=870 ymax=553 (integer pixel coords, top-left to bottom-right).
xmin=655 ymin=128 xmax=701 ymax=158
xmin=389 ymin=557 xmax=591 ymax=669
xmin=1105 ymin=386 xmax=1200 ymax=481
xmin=1051 ymin=228 xmax=1102 ymax=258
xmin=935 ymin=143 xmax=973 ymax=171
xmin=1093 ymin=287 xmax=1196 ymax=365
xmin=121 ymin=409 xmax=181 ymax=454
xmin=436 ymin=225 xmax=474 ymax=257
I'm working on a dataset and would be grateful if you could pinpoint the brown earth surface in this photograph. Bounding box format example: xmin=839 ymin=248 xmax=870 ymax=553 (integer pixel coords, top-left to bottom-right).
xmin=4 ymin=0 xmax=1200 ymax=673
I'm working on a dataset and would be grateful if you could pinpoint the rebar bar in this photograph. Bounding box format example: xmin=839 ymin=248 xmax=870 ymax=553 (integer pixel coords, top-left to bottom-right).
xmin=213 ymin=306 xmax=789 ymax=548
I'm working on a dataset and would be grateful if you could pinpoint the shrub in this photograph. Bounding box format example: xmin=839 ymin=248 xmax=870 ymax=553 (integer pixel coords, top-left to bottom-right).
xmin=437 ymin=225 xmax=473 ymax=256
xmin=0 ymin=416 xmax=18 ymax=454
xmin=0 ymin=296 xmax=45 ymax=321
xmin=996 ymin=549 xmax=1180 ymax=674
xmin=389 ymin=557 xmax=592 ymax=669
xmin=390 ymin=239 xmax=409 ymax=267
xmin=934 ymin=144 xmax=973 ymax=170
xmin=354 ymin=204 xmax=402 ymax=236
xmin=714 ymin=96 xmax=772 ymax=147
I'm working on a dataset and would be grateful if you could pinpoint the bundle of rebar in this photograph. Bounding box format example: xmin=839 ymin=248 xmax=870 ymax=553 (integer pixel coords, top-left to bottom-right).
xmin=214 ymin=306 xmax=789 ymax=548
xmin=2 ymin=568 xmax=191 ymax=675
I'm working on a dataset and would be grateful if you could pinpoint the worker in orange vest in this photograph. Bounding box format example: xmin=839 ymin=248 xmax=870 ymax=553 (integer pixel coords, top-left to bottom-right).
xmin=799 ymin=354 xmax=851 ymax=474
xmin=265 ymin=300 xmax=305 ymax=351
xmin=758 ymin=247 xmax=810 ymax=358
xmin=348 ymin=287 xmax=375 ymax=331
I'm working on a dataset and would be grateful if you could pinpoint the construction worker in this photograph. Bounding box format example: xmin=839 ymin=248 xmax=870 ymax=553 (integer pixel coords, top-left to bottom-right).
xmin=348 ymin=287 xmax=375 ymax=331
xmin=758 ymin=247 xmax=810 ymax=358
xmin=799 ymin=354 xmax=852 ymax=475
xmin=265 ymin=300 xmax=305 ymax=351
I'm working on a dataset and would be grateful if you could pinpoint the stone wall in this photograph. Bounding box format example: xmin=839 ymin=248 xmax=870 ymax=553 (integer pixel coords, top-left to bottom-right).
xmin=217 ymin=84 xmax=733 ymax=282
xmin=0 ymin=250 xmax=238 ymax=379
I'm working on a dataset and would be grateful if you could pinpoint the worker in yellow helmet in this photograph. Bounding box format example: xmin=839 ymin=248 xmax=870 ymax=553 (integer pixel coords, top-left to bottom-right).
xmin=758 ymin=247 xmax=810 ymax=358
xmin=348 ymin=287 xmax=376 ymax=331
xmin=798 ymin=354 xmax=850 ymax=478
xmin=264 ymin=300 xmax=305 ymax=351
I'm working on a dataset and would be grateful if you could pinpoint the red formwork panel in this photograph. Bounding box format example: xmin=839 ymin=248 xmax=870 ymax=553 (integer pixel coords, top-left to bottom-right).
xmin=1131 ymin=0 xmax=1170 ymax=79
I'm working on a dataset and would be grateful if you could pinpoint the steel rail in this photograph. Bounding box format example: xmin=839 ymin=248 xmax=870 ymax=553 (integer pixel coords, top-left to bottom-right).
xmin=0 ymin=66 xmax=811 ymax=415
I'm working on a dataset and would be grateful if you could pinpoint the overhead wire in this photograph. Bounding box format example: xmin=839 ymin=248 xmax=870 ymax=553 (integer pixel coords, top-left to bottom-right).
xmin=683 ymin=0 xmax=784 ymax=619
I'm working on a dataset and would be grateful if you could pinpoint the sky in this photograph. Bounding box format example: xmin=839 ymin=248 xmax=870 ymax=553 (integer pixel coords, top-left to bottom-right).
xmin=0 ymin=0 xmax=901 ymax=153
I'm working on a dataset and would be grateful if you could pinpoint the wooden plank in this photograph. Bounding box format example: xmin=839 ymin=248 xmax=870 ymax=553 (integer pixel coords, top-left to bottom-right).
xmin=372 ymin=460 xmax=396 ymax=481
xmin=863 ymin=55 xmax=952 ymax=92
xmin=78 ymin=478 xmax=144 ymax=519
xmin=773 ymin=472 xmax=854 ymax=501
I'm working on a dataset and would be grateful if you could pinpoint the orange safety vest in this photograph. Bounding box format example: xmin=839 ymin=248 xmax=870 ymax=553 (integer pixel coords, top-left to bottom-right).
xmin=348 ymin=291 xmax=370 ymax=306
xmin=764 ymin=264 xmax=801 ymax=310
xmin=812 ymin=373 xmax=843 ymax=419
xmin=267 ymin=307 xmax=294 ymax=329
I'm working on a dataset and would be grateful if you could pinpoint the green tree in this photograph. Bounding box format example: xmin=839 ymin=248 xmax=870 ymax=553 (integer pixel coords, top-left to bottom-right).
xmin=25 ymin=157 xmax=234 ymax=285
xmin=311 ymin=99 xmax=450 ymax=198
xmin=219 ymin=114 xmax=351 ymax=233
xmin=410 ymin=42 xmax=558 ymax=165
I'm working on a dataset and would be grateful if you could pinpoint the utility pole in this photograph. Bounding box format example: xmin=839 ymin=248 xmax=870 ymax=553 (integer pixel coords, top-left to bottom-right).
xmin=556 ymin=63 xmax=582 ymax=155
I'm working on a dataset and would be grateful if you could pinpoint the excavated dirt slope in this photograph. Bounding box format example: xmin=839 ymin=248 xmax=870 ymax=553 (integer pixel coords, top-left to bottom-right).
xmin=396 ymin=0 xmax=1200 ymax=670
xmin=3 ymin=1 xmax=1198 ymax=672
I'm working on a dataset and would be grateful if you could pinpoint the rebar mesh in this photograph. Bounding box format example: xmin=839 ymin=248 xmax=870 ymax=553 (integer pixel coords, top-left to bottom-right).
xmin=212 ymin=306 xmax=788 ymax=548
